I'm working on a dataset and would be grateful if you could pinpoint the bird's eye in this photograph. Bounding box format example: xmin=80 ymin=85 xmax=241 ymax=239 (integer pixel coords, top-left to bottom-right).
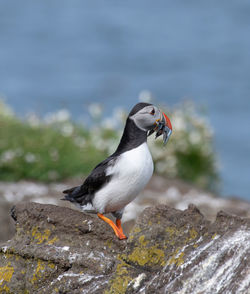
xmin=150 ymin=108 xmax=155 ymax=115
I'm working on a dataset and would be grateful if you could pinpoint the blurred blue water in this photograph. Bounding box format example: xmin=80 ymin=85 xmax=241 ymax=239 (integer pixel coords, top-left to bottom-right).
xmin=0 ymin=1 xmax=249 ymax=199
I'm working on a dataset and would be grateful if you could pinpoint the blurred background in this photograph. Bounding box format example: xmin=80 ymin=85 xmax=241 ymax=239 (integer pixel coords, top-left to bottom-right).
xmin=0 ymin=1 xmax=250 ymax=241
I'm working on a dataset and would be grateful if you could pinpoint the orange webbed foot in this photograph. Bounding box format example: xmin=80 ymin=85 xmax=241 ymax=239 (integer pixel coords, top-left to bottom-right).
xmin=97 ymin=213 xmax=127 ymax=240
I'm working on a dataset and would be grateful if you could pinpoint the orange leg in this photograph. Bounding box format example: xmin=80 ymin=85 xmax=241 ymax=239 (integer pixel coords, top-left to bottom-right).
xmin=116 ymin=219 xmax=126 ymax=238
xmin=97 ymin=213 xmax=127 ymax=240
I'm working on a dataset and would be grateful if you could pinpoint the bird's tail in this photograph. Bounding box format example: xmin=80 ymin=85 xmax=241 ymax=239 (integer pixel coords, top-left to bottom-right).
xmin=61 ymin=186 xmax=81 ymax=202
xmin=61 ymin=185 xmax=93 ymax=209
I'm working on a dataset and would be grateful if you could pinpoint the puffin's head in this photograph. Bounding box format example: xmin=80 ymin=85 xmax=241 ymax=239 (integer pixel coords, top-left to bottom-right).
xmin=129 ymin=102 xmax=172 ymax=144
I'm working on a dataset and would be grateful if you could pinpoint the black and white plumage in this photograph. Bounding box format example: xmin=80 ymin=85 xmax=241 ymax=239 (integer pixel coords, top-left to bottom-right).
xmin=62 ymin=102 xmax=172 ymax=239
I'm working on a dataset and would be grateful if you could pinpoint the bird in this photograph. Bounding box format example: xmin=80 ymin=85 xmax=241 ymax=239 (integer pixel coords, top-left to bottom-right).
xmin=62 ymin=102 xmax=172 ymax=240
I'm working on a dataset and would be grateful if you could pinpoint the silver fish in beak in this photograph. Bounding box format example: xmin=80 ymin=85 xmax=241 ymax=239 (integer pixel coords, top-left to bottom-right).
xmin=148 ymin=111 xmax=172 ymax=145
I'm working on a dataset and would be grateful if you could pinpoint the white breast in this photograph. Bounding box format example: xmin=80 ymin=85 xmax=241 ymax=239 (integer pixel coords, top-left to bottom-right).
xmin=92 ymin=142 xmax=153 ymax=214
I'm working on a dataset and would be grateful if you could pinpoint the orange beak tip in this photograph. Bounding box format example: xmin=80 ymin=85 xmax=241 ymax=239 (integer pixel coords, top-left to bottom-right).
xmin=162 ymin=111 xmax=172 ymax=131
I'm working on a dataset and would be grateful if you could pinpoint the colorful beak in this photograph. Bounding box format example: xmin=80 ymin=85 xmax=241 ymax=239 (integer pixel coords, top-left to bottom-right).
xmin=151 ymin=110 xmax=172 ymax=145
xmin=160 ymin=111 xmax=172 ymax=145
xmin=147 ymin=109 xmax=172 ymax=145
xmin=162 ymin=111 xmax=172 ymax=131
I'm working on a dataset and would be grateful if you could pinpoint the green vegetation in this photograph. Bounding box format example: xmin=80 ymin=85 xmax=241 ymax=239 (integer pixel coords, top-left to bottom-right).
xmin=0 ymin=100 xmax=219 ymax=190
xmin=0 ymin=101 xmax=111 ymax=182
xmin=150 ymin=102 xmax=219 ymax=190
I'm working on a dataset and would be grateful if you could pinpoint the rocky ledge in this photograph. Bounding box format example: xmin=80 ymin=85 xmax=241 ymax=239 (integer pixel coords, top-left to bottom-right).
xmin=0 ymin=202 xmax=249 ymax=294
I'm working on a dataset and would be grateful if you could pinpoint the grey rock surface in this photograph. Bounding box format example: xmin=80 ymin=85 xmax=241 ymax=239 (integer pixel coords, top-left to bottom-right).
xmin=0 ymin=202 xmax=249 ymax=294
xmin=1 ymin=176 xmax=250 ymax=243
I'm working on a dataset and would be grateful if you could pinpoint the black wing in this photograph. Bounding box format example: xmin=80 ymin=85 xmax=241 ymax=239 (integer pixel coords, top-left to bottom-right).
xmin=62 ymin=156 xmax=117 ymax=206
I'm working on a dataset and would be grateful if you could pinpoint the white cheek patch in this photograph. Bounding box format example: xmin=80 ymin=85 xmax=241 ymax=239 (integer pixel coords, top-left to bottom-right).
xmin=129 ymin=116 xmax=145 ymax=131
xmin=130 ymin=114 xmax=154 ymax=132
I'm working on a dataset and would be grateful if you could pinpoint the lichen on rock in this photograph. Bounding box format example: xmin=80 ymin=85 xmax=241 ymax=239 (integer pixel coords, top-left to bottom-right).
xmin=0 ymin=202 xmax=249 ymax=294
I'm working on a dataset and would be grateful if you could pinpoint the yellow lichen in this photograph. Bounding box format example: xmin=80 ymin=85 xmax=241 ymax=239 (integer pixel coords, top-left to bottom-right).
xmin=32 ymin=227 xmax=50 ymax=244
xmin=164 ymin=226 xmax=185 ymax=247
xmin=105 ymin=258 xmax=132 ymax=294
xmin=127 ymin=233 xmax=166 ymax=267
xmin=0 ymin=263 xmax=14 ymax=286
xmin=128 ymin=226 xmax=141 ymax=241
xmin=48 ymin=262 xmax=56 ymax=269
xmin=168 ymin=248 xmax=185 ymax=266
xmin=184 ymin=227 xmax=198 ymax=244
xmin=129 ymin=235 xmax=134 ymax=241
xmin=138 ymin=235 xmax=149 ymax=246
xmin=165 ymin=228 xmax=197 ymax=267
xmin=1 ymin=284 xmax=10 ymax=293
xmin=127 ymin=245 xmax=165 ymax=267
xmin=212 ymin=233 xmax=217 ymax=239
xmin=165 ymin=226 xmax=177 ymax=237
xmin=31 ymin=226 xmax=58 ymax=245
xmin=130 ymin=226 xmax=141 ymax=234
xmin=47 ymin=236 xmax=58 ymax=245
xmin=105 ymin=239 xmax=113 ymax=249
xmin=116 ymin=260 xmax=128 ymax=276
xmin=31 ymin=260 xmax=46 ymax=283
xmin=165 ymin=226 xmax=186 ymax=240
xmin=105 ymin=274 xmax=131 ymax=294
xmin=189 ymin=228 xmax=198 ymax=239
xmin=31 ymin=260 xmax=56 ymax=284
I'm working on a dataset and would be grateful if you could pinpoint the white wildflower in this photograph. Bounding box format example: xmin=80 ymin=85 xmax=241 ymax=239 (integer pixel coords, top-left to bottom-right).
xmin=0 ymin=150 xmax=16 ymax=163
xmin=88 ymin=103 xmax=102 ymax=119
xmin=55 ymin=109 xmax=71 ymax=122
xmin=113 ymin=107 xmax=126 ymax=124
xmin=61 ymin=123 xmax=74 ymax=136
xmin=26 ymin=113 xmax=40 ymax=127
xmin=44 ymin=109 xmax=71 ymax=124
xmin=103 ymin=117 xmax=116 ymax=129
xmin=189 ymin=131 xmax=202 ymax=145
xmin=173 ymin=115 xmax=186 ymax=131
xmin=25 ymin=153 xmax=37 ymax=163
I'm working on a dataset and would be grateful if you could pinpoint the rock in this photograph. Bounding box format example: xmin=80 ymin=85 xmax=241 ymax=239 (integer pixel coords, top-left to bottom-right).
xmin=1 ymin=176 xmax=250 ymax=243
xmin=143 ymin=176 xmax=250 ymax=221
xmin=1 ymin=202 xmax=249 ymax=294
xmin=0 ymin=199 xmax=15 ymax=243
xmin=0 ymin=181 xmax=66 ymax=243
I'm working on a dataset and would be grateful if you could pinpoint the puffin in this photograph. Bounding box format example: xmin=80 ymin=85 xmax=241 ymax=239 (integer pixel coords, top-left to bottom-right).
xmin=62 ymin=103 xmax=172 ymax=240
